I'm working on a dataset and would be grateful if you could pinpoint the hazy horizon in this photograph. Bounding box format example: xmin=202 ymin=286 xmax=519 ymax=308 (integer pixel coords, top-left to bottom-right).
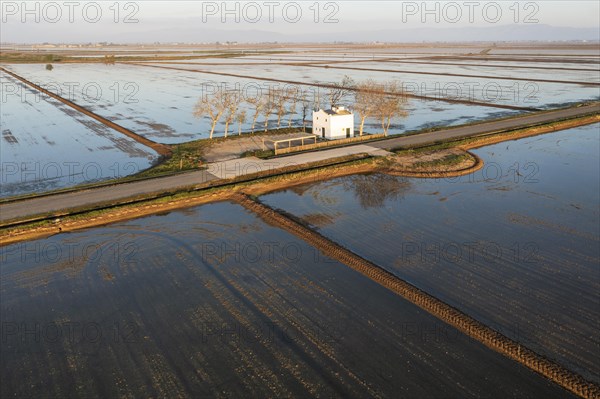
xmin=1 ymin=1 xmax=599 ymax=44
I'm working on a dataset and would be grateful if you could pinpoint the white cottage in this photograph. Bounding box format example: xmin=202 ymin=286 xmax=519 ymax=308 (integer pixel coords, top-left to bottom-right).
xmin=312 ymin=106 xmax=354 ymax=140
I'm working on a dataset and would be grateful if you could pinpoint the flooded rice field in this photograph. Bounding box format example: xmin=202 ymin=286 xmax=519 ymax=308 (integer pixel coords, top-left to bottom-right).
xmin=2 ymin=43 xmax=599 ymax=397
xmin=1 ymin=47 xmax=598 ymax=196
xmin=260 ymin=124 xmax=600 ymax=384
xmin=163 ymin=61 xmax=599 ymax=108
xmin=3 ymin=62 xmax=526 ymax=145
xmin=3 ymin=51 xmax=598 ymax=149
xmin=0 ymin=72 xmax=158 ymax=197
xmin=0 ymin=201 xmax=577 ymax=397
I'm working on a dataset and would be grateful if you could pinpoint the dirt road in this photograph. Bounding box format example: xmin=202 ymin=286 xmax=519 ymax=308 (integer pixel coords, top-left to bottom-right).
xmin=1 ymin=103 xmax=598 ymax=224
xmin=370 ymin=103 xmax=600 ymax=150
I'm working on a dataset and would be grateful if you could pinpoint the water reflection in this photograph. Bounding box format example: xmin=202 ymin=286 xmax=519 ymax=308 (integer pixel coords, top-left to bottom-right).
xmin=261 ymin=124 xmax=600 ymax=383
xmin=342 ymin=174 xmax=412 ymax=209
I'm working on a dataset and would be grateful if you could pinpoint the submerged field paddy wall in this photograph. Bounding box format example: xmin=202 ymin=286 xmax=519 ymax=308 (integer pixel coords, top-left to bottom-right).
xmin=286 ymin=58 xmax=600 ymax=72
xmin=232 ymin=192 xmax=600 ymax=399
xmin=0 ymin=67 xmax=172 ymax=157
xmin=295 ymin=63 xmax=600 ymax=87
xmin=1 ymin=112 xmax=598 ymax=245
xmin=128 ymin=62 xmax=539 ymax=112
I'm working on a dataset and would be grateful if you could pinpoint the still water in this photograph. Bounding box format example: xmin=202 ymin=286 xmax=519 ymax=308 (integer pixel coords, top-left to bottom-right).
xmin=0 ymin=202 xmax=571 ymax=397
xmin=262 ymin=123 xmax=600 ymax=383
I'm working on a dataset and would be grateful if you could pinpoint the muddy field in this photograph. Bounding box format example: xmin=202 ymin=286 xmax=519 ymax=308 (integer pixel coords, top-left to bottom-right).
xmin=1 ymin=44 xmax=599 ymax=397
xmin=260 ymin=125 xmax=600 ymax=384
xmin=0 ymin=201 xmax=576 ymax=398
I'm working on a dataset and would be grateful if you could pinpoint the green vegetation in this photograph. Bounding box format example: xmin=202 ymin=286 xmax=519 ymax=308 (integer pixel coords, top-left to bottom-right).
xmin=135 ymin=140 xmax=210 ymax=178
xmin=393 ymin=114 xmax=595 ymax=156
xmin=0 ymin=50 xmax=290 ymax=64
xmin=240 ymin=149 xmax=275 ymax=158
xmin=411 ymin=153 xmax=472 ymax=169
xmin=0 ymin=52 xmax=67 ymax=63
xmin=136 ymin=127 xmax=307 ymax=177
xmin=2 ymin=112 xmax=595 ymax=206
xmin=0 ymin=154 xmax=373 ymax=234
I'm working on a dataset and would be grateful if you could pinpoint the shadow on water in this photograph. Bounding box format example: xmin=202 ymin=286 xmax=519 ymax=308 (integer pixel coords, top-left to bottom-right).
xmin=342 ymin=174 xmax=412 ymax=209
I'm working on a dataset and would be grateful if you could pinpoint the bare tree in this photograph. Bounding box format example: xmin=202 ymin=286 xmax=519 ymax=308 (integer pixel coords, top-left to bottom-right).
xmin=327 ymin=75 xmax=355 ymax=108
xmin=314 ymin=87 xmax=322 ymax=111
xmin=194 ymin=89 xmax=230 ymax=139
xmin=222 ymin=92 xmax=240 ymax=138
xmin=373 ymin=81 xmax=408 ymax=136
xmin=354 ymin=79 xmax=379 ymax=136
xmin=274 ymin=87 xmax=289 ymax=128
xmin=287 ymin=86 xmax=299 ymax=128
xmin=262 ymin=88 xmax=277 ymax=132
xmin=246 ymin=96 xmax=265 ymax=133
xmin=300 ymin=89 xmax=312 ymax=132
xmin=236 ymin=109 xmax=247 ymax=135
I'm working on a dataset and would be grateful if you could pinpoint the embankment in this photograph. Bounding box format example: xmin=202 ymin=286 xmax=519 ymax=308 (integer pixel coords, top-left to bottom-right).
xmin=232 ymin=193 xmax=600 ymax=399
xmin=129 ymin=62 xmax=538 ymax=112
xmin=1 ymin=112 xmax=598 ymax=245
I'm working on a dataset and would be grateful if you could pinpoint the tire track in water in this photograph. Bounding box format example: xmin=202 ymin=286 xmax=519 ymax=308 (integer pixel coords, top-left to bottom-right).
xmin=103 ymin=226 xmax=370 ymax=397
xmin=232 ymin=192 xmax=600 ymax=399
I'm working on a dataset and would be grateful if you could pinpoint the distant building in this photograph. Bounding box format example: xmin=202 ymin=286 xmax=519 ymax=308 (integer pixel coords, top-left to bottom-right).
xmin=312 ymin=106 xmax=354 ymax=140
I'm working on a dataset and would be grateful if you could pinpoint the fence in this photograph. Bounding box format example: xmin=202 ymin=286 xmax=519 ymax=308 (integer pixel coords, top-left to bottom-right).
xmin=275 ymin=134 xmax=386 ymax=155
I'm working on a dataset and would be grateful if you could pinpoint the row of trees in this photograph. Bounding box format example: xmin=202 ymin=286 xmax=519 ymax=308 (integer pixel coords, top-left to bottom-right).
xmin=354 ymin=80 xmax=408 ymax=136
xmin=193 ymin=77 xmax=408 ymax=139
xmin=194 ymin=86 xmax=315 ymax=139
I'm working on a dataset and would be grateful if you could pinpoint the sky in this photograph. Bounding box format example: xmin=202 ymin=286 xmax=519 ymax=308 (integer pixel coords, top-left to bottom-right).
xmin=141 ymin=1 xmax=600 ymax=28
xmin=1 ymin=1 xmax=599 ymax=43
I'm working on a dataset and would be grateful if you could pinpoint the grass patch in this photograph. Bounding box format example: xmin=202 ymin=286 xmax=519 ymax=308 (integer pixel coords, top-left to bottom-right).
xmin=0 ymin=52 xmax=67 ymax=63
xmin=136 ymin=126 xmax=309 ymax=176
xmin=411 ymin=153 xmax=471 ymax=169
xmin=240 ymin=149 xmax=275 ymax=158
xmin=0 ymin=50 xmax=291 ymax=64
xmin=136 ymin=141 xmax=210 ymax=177
xmin=1 ymin=154 xmax=374 ymax=237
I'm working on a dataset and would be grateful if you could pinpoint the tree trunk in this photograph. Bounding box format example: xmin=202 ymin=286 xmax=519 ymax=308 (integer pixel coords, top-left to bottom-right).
xmin=224 ymin=122 xmax=229 ymax=138
xmin=210 ymin=121 xmax=217 ymax=139
xmin=385 ymin=117 xmax=392 ymax=136
xmin=359 ymin=117 xmax=366 ymax=136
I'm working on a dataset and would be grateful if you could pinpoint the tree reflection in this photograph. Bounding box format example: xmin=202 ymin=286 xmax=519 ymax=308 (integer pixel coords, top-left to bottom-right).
xmin=343 ymin=174 xmax=411 ymax=209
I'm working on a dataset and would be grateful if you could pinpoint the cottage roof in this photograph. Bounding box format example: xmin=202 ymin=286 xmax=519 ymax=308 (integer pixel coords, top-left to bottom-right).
xmin=317 ymin=107 xmax=352 ymax=116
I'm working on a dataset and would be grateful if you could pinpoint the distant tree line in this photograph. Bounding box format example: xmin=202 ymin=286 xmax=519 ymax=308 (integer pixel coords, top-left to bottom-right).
xmin=194 ymin=76 xmax=408 ymax=139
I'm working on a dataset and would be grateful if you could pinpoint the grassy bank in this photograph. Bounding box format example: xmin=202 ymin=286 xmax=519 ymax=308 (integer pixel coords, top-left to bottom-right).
xmin=137 ymin=127 xmax=311 ymax=177
xmin=0 ymin=50 xmax=289 ymax=64
xmin=1 ymin=112 xmax=598 ymax=244
xmin=0 ymin=154 xmax=373 ymax=244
